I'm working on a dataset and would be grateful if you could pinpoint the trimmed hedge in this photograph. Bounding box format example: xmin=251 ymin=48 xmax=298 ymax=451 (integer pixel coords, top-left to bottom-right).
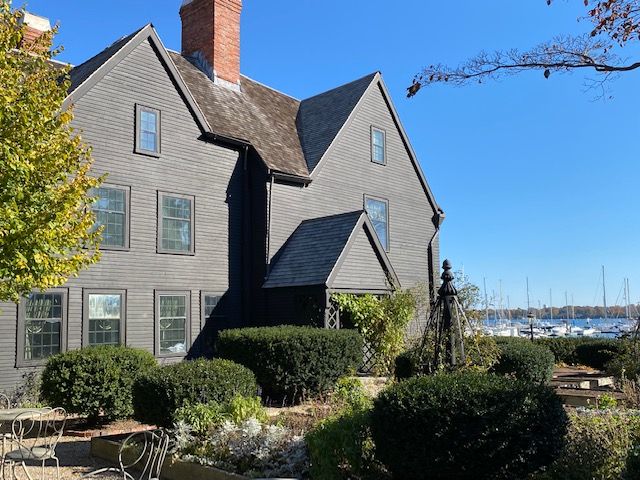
xmin=394 ymin=348 xmax=418 ymax=380
xmin=493 ymin=338 xmax=555 ymax=384
xmin=535 ymin=337 xmax=593 ymax=365
xmin=41 ymin=346 xmax=156 ymax=423
xmin=372 ymin=372 xmax=567 ymax=480
xmin=575 ymin=339 xmax=623 ymax=370
xmin=216 ymin=326 xmax=362 ymax=403
xmin=132 ymin=359 xmax=256 ymax=427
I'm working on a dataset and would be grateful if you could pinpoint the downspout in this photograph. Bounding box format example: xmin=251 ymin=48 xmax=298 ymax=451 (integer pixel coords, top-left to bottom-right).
xmin=241 ymin=145 xmax=250 ymax=325
xmin=265 ymin=172 xmax=274 ymax=274
xmin=427 ymin=213 xmax=444 ymax=304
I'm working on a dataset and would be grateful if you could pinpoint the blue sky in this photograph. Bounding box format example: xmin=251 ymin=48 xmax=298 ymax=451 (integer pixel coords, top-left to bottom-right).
xmin=25 ymin=0 xmax=640 ymax=308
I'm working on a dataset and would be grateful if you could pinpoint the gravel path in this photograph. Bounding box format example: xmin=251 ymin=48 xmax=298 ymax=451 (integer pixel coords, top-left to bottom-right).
xmin=4 ymin=436 xmax=120 ymax=480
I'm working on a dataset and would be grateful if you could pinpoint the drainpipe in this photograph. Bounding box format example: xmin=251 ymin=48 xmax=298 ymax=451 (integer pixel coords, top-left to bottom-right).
xmin=241 ymin=145 xmax=250 ymax=325
xmin=427 ymin=212 xmax=445 ymax=304
xmin=265 ymin=172 xmax=274 ymax=274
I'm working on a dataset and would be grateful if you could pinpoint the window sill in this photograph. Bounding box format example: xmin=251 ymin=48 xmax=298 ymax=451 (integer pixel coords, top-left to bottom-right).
xmin=100 ymin=246 xmax=130 ymax=252
xmin=157 ymin=250 xmax=195 ymax=256
xmin=134 ymin=148 xmax=161 ymax=158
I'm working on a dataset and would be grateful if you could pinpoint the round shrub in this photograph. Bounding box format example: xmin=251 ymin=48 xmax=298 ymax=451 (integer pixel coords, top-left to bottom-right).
xmin=604 ymin=341 xmax=640 ymax=379
xmin=493 ymin=338 xmax=555 ymax=384
xmin=394 ymin=348 xmax=419 ymax=380
xmin=216 ymin=326 xmax=363 ymax=403
xmin=41 ymin=346 xmax=156 ymax=423
xmin=371 ymin=372 xmax=568 ymax=480
xmin=534 ymin=337 xmax=592 ymax=365
xmin=575 ymin=339 xmax=623 ymax=370
xmin=132 ymin=358 xmax=256 ymax=427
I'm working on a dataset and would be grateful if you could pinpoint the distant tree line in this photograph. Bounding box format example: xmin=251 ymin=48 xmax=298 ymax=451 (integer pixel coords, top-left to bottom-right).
xmin=474 ymin=305 xmax=639 ymax=321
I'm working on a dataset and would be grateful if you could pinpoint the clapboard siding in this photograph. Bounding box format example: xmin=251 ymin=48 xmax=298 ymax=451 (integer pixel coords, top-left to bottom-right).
xmin=332 ymin=229 xmax=389 ymax=291
xmin=0 ymin=38 xmax=241 ymax=392
xmin=269 ymin=82 xmax=437 ymax=294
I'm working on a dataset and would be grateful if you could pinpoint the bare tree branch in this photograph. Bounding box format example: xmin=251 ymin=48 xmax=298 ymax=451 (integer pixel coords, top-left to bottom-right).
xmin=408 ymin=0 xmax=640 ymax=97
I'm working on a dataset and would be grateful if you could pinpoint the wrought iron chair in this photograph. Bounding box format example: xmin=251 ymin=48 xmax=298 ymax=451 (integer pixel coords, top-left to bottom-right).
xmin=4 ymin=407 xmax=67 ymax=480
xmin=82 ymin=429 xmax=170 ymax=480
xmin=0 ymin=393 xmax=13 ymax=480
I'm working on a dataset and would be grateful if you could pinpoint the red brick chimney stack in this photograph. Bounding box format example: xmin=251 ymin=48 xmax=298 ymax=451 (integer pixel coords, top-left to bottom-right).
xmin=17 ymin=11 xmax=51 ymax=48
xmin=180 ymin=0 xmax=242 ymax=88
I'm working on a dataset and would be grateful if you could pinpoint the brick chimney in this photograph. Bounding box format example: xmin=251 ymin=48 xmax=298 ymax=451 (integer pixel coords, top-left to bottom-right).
xmin=17 ymin=11 xmax=51 ymax=48
xmin=180 ymin=0 xmax=242 ymax=89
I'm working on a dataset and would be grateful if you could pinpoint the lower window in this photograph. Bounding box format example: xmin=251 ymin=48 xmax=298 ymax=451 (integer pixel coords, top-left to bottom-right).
xmin=83 ymin=290 xmax=126 ymax=346
xmin=19 ymin=290 xmax=67 ymax=365
xmin=156 ymin=292 xmax=190 ymax=356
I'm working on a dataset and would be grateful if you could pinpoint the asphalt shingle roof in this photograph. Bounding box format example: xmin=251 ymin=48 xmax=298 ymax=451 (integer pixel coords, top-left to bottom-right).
xmin=263 ymin=211 xmax=365 ymax=288
xmin=296 ymin=73 xmax=376 ymax=173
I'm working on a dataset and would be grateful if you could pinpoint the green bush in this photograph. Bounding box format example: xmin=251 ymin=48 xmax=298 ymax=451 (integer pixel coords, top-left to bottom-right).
xmin=40 ymin=346 xmax=156 ymax=423
xmin=607 ymin=343 xmax=640 ymax=380
xmin=493 ymin=338 xmax=555 ymax=384
xmin=216 ymin=326 xmax=362 ymax=403
xmin=575 ymin=339 xmax=623 ymax=370
xmin=306 ymin=407 xmax=379 ymax=480
xmin=534 ymin=337 xmax=591 ymax=365
xmin=395 ymin=335 xmax=500 ymax=380
xmin=174 ymin=396 xmax=267 ymax=436
xmin=394 ymin=348 xmax=419 ymax=380
xmin=371 ymin=371 xmax=567 ymax=480
xmin=543 ymin=411 xmax=640 ymax=480
xmin=132 ymin=359 xmax=256 ymax=427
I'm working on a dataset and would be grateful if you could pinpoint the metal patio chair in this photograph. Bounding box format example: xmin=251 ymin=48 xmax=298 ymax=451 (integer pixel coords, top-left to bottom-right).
xmin=0 ymin=393 xmax=13 ymax=480
xmin=4 ymin=407 xmax=67 ymax=480
xmin=82 ymin=429 xmax=170 ymax=480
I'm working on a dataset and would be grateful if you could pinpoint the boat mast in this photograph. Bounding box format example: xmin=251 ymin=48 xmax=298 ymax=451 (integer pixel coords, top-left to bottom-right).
xmin=625 ymin=278 xmax=631 ymax=320
xmin=483 ymin=277 xmax=489 ymax=324
xmin=565 ymin=291 xmax=569 ymax=321
xmin=549 ymin=289 xmax=553 ymax=321
xmin=602 ymin=265 xmax=608 ymax=321
xmin=571 ymin=294 xmax=575 ymax=320
xmin=526 ymin=277 xmax=531 ymax=315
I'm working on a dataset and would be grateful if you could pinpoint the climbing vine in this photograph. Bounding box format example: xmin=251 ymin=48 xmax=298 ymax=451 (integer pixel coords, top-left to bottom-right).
xmin=332 ymin=289 xmax=418 ymax=375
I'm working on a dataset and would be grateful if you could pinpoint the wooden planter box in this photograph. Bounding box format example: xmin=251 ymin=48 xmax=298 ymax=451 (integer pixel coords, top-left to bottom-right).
xmin=90 ymin=435 xmax=297 ymax=480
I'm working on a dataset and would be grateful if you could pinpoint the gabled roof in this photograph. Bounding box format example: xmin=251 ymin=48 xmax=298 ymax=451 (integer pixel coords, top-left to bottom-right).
xmin=263 ymin=211 xmax=399 ymax=290
xmin=63 ymin=24 xmax=211 ymax=134
xmin=63 ymin=26 xmax=442 ymax=216
xmin=296 ymin=72 xmax=377 ymax=172
xmin=169 ymin=52 xmax=307 ymax=176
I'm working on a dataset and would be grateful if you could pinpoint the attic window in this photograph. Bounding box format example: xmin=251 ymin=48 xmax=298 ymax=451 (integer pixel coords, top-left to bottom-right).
xmin=135 ymin=105 xmax=161 ymax=155
xmin=371 ymin=127 xmax=386 ymax=165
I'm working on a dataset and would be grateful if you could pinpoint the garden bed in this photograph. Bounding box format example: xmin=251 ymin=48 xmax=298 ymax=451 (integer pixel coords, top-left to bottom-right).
xmin=90 ymin=435 xmax=298 ymax=480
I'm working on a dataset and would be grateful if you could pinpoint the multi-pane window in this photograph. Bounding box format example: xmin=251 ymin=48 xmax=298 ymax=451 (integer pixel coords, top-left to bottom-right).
xmin=91 ymin=186 xmax=128 ymax=248
xmin=371 ymin=127 xmax=386 ymax=165
xmin=136 ymin=105 xmax=160 ymax=155
xmin=85 ymin=291 xmax=124 ymax=346
xmin=23 ymin=292 xmax=64 ymax=362
xmin=157 ymin=293 xmax=189 ymax=356
xmin=202 ymin=293 xmax=225 ymax=325
xmin=365 ymin=196 xmax=389 ymax=251
xmin=159 ymin=193 xmax=194 ymax=254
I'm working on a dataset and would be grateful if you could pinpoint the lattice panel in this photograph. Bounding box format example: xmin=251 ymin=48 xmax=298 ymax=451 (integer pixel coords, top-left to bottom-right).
xmin=359 ymin=341 xmax=376 ymax=374
xmin=327 ymin=301 xmax=340 ymax=329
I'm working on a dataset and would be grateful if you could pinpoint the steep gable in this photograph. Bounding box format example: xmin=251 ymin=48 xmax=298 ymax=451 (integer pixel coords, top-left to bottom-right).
xmin=63 ymin=25 xmax=210 ymax=134
xmin=296 ymin=73 xmax=377 ymax=173
xmin=263 ymin=211 xmax=398 ymax=290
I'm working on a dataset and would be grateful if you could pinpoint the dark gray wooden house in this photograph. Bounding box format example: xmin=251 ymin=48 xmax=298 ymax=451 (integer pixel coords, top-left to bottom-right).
xmin=0 ymin=1 xmax=444 ymax=392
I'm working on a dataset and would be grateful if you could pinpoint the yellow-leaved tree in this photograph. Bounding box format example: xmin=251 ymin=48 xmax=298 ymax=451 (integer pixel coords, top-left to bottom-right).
xmin=0 ymin=1 xmax=101 ymax=302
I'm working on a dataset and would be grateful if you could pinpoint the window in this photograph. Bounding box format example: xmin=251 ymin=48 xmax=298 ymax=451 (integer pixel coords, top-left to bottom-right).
xmin=158 ymin=192 xmax=194 ymax=254
xmin=201 ymin=293 xmax=225 ymax=326
xmin=371 ymin=127 xmax=386 ymax=165
xmin=17 ymin=290 xmax=67 ymax=365
xmin=83 ymin=290 xmax=126 ymax=346
xmin=91 ymin=185 xmax=129 ymax=249
xmin=365 ymin=196 xmax=389 ymax=251
xmin=155 ymin=291 xmax=190 ymax=356
xmin=135 ymin=105 xmax=160 ymax=155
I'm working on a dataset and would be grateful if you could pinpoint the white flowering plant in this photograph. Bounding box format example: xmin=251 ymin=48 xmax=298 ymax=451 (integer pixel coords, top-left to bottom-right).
xmin=174 ymin=418 xmax=309 ymax=479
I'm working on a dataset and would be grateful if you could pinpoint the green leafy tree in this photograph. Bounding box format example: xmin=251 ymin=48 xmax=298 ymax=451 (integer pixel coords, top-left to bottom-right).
xmin=0 ymin=2 xmax=101 ymax=302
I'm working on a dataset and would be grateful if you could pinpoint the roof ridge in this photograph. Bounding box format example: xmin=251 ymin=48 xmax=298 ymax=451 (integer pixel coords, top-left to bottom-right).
xmin=69 ymin=25 xmax=147 ymax=72
xmin=240 ymin=73 xmax=300 ymax=102
xmin=300 ymin=210 xmax=364 ymax=224
xmin=301 ymin=71 xmax=379 ymax=103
